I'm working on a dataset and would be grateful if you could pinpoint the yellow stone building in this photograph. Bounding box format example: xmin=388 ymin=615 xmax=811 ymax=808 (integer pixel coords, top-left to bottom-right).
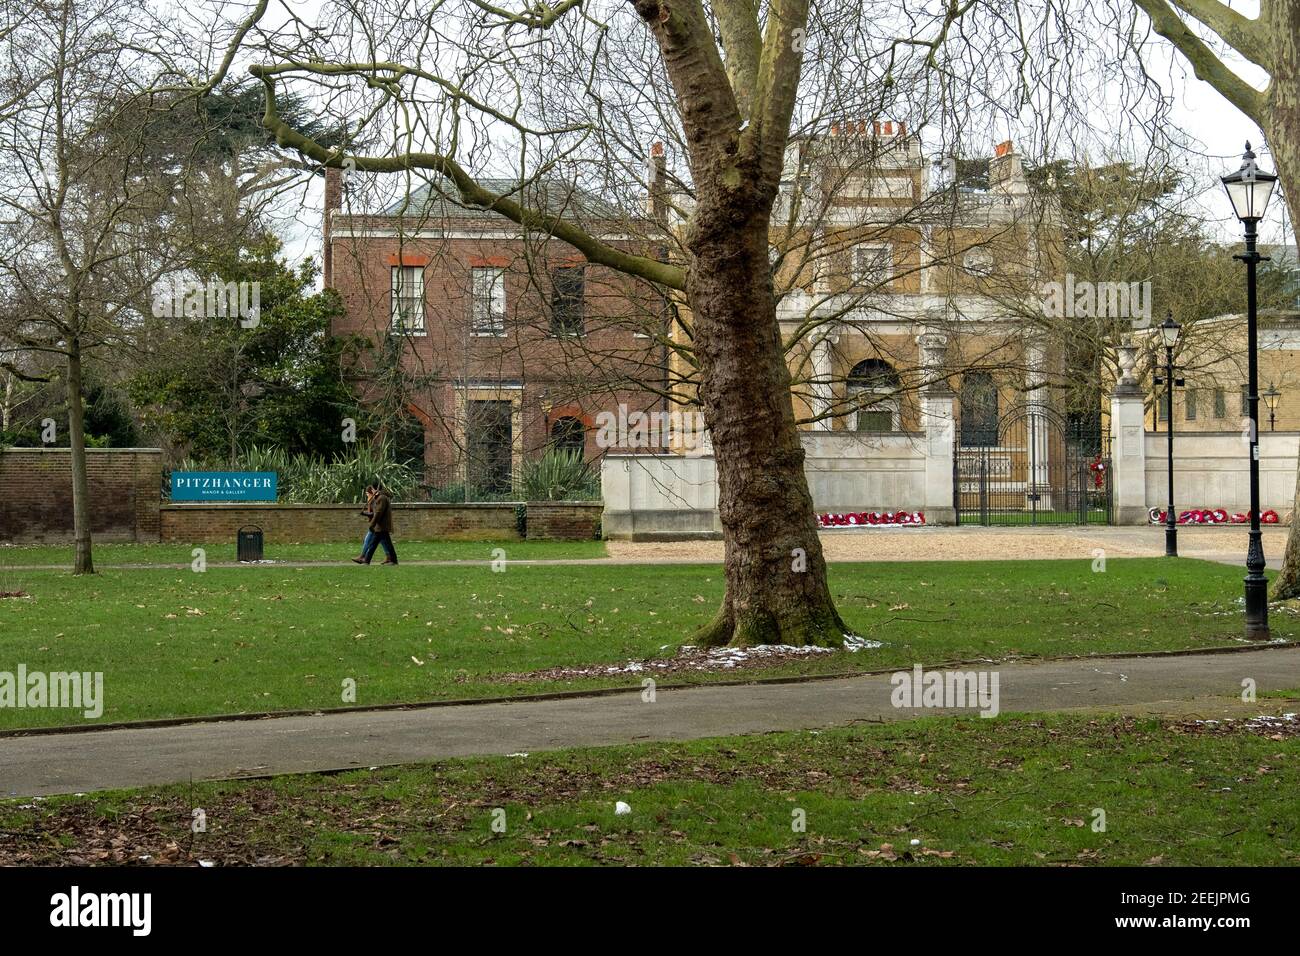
xmin=1135 ymin=310 xmax=1300 ymax=435
xmin=665 ymin=122 xmax=1069 ymax=450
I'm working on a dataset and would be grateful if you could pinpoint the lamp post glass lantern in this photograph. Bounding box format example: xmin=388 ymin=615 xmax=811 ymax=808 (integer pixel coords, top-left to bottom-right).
xmin=1222 ymin=141 xmax=1277 ymax=640
xmin=1222 ymin=143 xmax=1278 ymax=222
xmin=1263 ymin=386 xmax=1281 ymax=431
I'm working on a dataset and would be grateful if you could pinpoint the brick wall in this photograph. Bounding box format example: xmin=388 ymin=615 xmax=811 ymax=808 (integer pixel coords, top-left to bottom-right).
xmin=525 ymin=501 xmax=602 ymax=540
xmin=326 ymin=213 xmax=670 ymax=474
xmin=0 ymin=448 xmax=161 ymax=543
xmin=161 ymin=502 xmax=523 ymax=543
xmin=0 ymin=455 xmax=603 ymax=542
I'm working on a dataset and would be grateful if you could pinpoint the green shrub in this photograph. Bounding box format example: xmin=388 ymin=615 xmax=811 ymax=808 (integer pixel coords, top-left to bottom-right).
xmin=168 ymin=439 xmax=420 ymax=503
xmin=518 ymin=450 xmax=599 ymax=501
xmin=426 ymin=482 xmax=469 ymax=503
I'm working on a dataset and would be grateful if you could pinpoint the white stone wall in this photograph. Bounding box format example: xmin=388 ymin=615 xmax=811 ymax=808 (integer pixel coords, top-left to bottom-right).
xmin=601 ymin=453 xmax=718 ymax=514
xmin=1142 ymin=431 xmax=1299 ymax=515
xmin=601 ymin=432 xmax=934 ymax=538
xmin=801 ymin=432 xmax=927 ymax=511
xmin=601 ymin=397 xmax=1300 ymax=536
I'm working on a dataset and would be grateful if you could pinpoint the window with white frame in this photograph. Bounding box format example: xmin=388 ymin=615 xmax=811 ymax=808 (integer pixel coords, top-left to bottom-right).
xmin=550 ymin=265 xmax=585 ymax=336
xmin=852 ymin=243 xmax=894 ymax=289
xmin=471 ymin=267 xmax=506 ymax=336
xmin=390 ymin=265 xmax=425 ymax=334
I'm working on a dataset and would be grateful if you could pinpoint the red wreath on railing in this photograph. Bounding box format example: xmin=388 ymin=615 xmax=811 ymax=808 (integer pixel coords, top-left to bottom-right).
xmin=1148 ymin=507 xmax=1278 ymax=525
xmin=1088 ymin=456 xmax=1106 ymax=490
xmin=817 ymin=510 xmax=926 ymax=528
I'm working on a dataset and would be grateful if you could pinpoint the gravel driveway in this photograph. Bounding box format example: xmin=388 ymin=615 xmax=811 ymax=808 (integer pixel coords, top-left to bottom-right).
xmin=606 ymin=525 xmax=1292 ymax=566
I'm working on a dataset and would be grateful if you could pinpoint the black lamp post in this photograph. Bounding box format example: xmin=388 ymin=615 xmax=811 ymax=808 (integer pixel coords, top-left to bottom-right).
xmin=1154 ymin=314 xmax=1182 ymax=557
xmin=1263 ymin=386 xmax=1281 ymax=431
xmin=1222 ymin=142 xmax=1278 ymax=641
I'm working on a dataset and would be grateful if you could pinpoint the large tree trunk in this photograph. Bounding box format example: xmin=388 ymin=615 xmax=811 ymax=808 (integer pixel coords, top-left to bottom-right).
xmin=66 ymin=338 xmax=95 ymax=575
xmin=625 ymin=0 xmax=844 ymax=646
xmin=687 ymin=208 xmax=848 ymax=648
xmin=1264 ymin=1 xmax=1300 ymax=600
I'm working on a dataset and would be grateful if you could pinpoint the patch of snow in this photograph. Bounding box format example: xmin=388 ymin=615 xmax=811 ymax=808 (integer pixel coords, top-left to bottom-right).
xmin=843 ymin=635 xmax=884 ymax=652
xmin=1244 ymin=712 xmax=1298 ymax=729
xmin=595 ymin=643 xmax=836 ymax=675
xmin=499 ymin=641 xmax=859 ymax=683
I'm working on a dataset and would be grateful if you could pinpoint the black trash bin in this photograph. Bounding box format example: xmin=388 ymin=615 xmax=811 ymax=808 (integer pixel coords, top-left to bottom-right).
xmin=237 ymin=525 xmax=264 ymax=563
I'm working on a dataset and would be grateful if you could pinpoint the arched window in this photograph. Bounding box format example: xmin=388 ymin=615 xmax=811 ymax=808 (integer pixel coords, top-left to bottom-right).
xmin=847 ymin=359 xmax=901 ymax=432
xmin=549 ymin=416 xmax=586 ymax=458
xmin=959 ymin=372 xmax=999 ymax=447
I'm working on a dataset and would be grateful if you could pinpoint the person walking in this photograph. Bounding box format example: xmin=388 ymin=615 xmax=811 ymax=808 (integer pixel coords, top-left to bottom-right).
xmin=352 ymin=485 xmax=377 ymax=564
xmin=358 ymin=482 xmax=398 ymax=565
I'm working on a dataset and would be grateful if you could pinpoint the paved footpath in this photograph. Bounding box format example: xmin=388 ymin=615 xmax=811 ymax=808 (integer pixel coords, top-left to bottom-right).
xmin=2 ymin=647 xmax=1298 ymax=798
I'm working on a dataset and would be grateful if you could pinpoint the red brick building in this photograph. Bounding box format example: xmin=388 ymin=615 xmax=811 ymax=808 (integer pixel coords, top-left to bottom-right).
xmin=324 ymin=168 xmax=669 ymax=493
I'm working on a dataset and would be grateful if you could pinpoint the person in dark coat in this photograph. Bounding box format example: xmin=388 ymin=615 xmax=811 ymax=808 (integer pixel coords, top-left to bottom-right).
xmin=358 ymin=483 xmax=398 ymax=565
xmin=352 ymin=485 xmax=377 ymax=564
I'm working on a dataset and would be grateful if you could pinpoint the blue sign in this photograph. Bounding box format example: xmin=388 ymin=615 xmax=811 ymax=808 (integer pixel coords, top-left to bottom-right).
xmin=171 ymin=472 xmax=277 ymax=502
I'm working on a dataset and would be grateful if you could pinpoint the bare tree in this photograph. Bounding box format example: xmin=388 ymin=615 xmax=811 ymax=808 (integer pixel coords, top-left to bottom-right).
xmin=0 ymin=0 xmax=249 ymax=572
xmin=918 ymin=0 xmax=1297 ymax=595
xmin=218 ymin=0 xmax=831 ymax=645
xmin=212 ymin=0 xmax=1089 ymax=646
xmin=1121 ymin=0 xmax=1300 ymax=599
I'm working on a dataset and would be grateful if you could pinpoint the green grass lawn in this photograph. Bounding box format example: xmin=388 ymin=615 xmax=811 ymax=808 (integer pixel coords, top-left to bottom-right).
xmin=957 ymin=509 xmax=1110 ymax=526
xmin=0 ymin=539 xmax=606 ymax=567
xmin=0 ymin=557 xmax=1290 ymax=730
xmin=4 ymin=710 xmax=1296 ymax=865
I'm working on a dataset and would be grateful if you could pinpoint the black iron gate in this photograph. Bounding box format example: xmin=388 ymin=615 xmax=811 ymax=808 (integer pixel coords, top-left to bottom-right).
xmin=955 ymin=404 xmax=1111 ymax=526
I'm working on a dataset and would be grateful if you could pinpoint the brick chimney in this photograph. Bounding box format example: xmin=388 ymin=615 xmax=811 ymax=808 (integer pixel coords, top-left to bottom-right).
xmin=989 ymin=140 xmax=1022 ymax=187
xmin=323 ymin=166 xmax=343 ymax=288
xmin=831 ymin=119 xmax=906 ymax=138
